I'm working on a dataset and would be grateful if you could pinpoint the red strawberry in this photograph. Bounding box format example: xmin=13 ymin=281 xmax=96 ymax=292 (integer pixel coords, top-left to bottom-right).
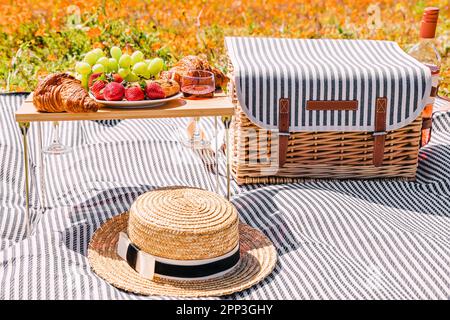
xmin=103 ymin=82 xmax=125 ymax=101
xmin=112 ymin=74 xmax=123 ymax=83
xmin=125 ymin=86 xmax=145 ymax=101
xmin=88 ymin=73 xmax=103 ymax=88
xmin=90 ymin=80 xmax=106 ymax=100
xmin=145 ymin=82 xmax=165 ymax=100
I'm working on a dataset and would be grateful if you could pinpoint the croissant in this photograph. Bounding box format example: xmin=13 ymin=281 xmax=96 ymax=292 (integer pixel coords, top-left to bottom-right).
xmin=33 ymin=73 xmax=99 ymax=113
xmin=160 ymin=55 xmax=229 ymax=89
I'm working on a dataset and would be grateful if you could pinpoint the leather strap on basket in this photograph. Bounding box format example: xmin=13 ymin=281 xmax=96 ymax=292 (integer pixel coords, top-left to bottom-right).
xmin=306 ymin=100 xmax=358 ymax=111
xmin=278 ymin=98 xmax=290 ymax=167
xmin=373 ymin=97 xmax=387 ymax=167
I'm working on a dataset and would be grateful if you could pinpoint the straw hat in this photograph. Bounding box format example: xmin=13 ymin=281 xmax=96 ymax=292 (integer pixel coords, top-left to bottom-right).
xmin=88 ymin=186 xmax=277 ymax=297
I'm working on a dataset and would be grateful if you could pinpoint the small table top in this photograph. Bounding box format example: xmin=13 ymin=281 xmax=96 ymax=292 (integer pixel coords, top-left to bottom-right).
xmin=15 ymin=92 xmax=235 ymax=122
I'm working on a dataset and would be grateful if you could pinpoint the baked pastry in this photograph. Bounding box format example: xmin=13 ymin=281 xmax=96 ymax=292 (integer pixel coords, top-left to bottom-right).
xmin=154 ymin=79 xmax=180 ymax=97
xmin=160 ymin=55 xmax=229 ymax=89
xmin=33 ymin=73 xmax=99 ymax=113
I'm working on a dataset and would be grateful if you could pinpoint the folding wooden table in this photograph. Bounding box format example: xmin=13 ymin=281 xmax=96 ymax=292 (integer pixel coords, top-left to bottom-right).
xmin=15 ymin=93 xmax=235 ymax=236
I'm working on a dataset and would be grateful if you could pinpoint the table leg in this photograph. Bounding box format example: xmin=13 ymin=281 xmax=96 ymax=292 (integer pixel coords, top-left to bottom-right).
xmin=222 ymin=116 xmax=232 ymax=200
xmin=214 ymin=116 xmax=219 ymax=193
xmin=19 ymin=122 xmax=31 ymax=237
xmin=37 ymin=122 xmax=46 ymax=211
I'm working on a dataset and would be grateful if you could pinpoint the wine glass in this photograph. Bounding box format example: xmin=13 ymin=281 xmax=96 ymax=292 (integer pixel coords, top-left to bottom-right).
xmin=179 ymin=70 xmax=215 ymax=149
xmin=43 ymin=121 xmax=72 ymax=155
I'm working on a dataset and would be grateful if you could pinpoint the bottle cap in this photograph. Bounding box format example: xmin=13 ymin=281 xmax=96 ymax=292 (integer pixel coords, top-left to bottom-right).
xmin=420 ymin=7 xmax=439 ymax=39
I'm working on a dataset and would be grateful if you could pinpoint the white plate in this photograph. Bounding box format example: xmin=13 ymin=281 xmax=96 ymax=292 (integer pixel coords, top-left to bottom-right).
xmin=89 ymin=92 xmax=183 ymax=108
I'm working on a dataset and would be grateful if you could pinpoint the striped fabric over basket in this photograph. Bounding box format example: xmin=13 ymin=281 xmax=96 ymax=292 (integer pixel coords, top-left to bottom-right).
xmin=225 ymin=37 xmax=432 ymax=132
xmin=0 ymin=93 xmax=449 ymax=300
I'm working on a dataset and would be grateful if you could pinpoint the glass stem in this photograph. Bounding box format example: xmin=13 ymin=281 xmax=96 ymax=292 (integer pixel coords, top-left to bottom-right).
xmin=52 ymin=121 xmax=60 ymax=144
xmin=193 ymin=117 xmax=201 ymax=143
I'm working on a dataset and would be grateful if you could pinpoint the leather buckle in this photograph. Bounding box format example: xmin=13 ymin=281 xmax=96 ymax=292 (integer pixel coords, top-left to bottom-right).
xmin=373 ymin=97 xmax=388 ymax=167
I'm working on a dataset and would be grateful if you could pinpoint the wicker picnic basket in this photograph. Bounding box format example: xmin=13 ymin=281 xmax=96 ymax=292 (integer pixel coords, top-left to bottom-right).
xmin=225 ymin=37 xmax=437 ymax=185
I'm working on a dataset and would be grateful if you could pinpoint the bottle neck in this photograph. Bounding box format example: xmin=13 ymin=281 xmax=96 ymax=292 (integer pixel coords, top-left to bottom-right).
xmin=419 ymin=8 xmax=438 ymax=39
xmin=418 ymin=37 xmax=436 ymax=43
xmin=408 ymin=38 xmax=441 ymax=71
xmin=419 ymin=32 xmax=436 ymax=40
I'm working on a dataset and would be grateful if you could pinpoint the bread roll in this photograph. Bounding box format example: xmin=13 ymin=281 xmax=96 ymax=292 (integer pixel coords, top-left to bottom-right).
xmin=154 ymin=79 xmax=180 ymax=97
xmin=160 ymin=55 xmax=229 ymax=89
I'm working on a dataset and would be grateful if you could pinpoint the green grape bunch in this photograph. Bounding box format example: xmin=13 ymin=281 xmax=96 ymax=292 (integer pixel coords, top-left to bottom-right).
xmin=74 ymin=47 xmax=166 ymax=90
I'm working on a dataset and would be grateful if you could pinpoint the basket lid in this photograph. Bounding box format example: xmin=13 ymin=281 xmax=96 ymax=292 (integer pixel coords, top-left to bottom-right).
xmin=225 ymin=37 xmax=433 ymax=132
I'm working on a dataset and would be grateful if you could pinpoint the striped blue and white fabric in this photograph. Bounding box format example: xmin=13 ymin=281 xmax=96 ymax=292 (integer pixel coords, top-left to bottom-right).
xmin=225 ymin=37 xmax=432 ymax=131
xmin=0 ymin=93 xmax=449 ymax=300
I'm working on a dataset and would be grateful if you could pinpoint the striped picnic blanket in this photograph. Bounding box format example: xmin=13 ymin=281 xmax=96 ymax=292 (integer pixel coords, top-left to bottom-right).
xmin=226 ymin=37 xmax=432 ymax=132
xmin=0 ymin=93 xmax=449 ymax=299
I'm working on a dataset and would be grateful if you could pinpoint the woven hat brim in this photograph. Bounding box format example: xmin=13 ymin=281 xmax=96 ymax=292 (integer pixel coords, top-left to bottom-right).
xmin=88 ymin=212 xmax=277 ymax=297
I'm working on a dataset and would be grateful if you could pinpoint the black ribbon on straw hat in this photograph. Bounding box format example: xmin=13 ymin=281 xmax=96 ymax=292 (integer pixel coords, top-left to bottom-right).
xmin=117 ymin=232 xmax=240 ymax=280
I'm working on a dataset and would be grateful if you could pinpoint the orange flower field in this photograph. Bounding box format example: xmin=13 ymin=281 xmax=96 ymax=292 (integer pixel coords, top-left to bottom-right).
xmin=0 ymin=0 xmax=448 ymax=96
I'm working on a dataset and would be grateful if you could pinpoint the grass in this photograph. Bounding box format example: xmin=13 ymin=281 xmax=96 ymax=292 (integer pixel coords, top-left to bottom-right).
xmin=0 ymin=0 xmax=448 ymax=97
